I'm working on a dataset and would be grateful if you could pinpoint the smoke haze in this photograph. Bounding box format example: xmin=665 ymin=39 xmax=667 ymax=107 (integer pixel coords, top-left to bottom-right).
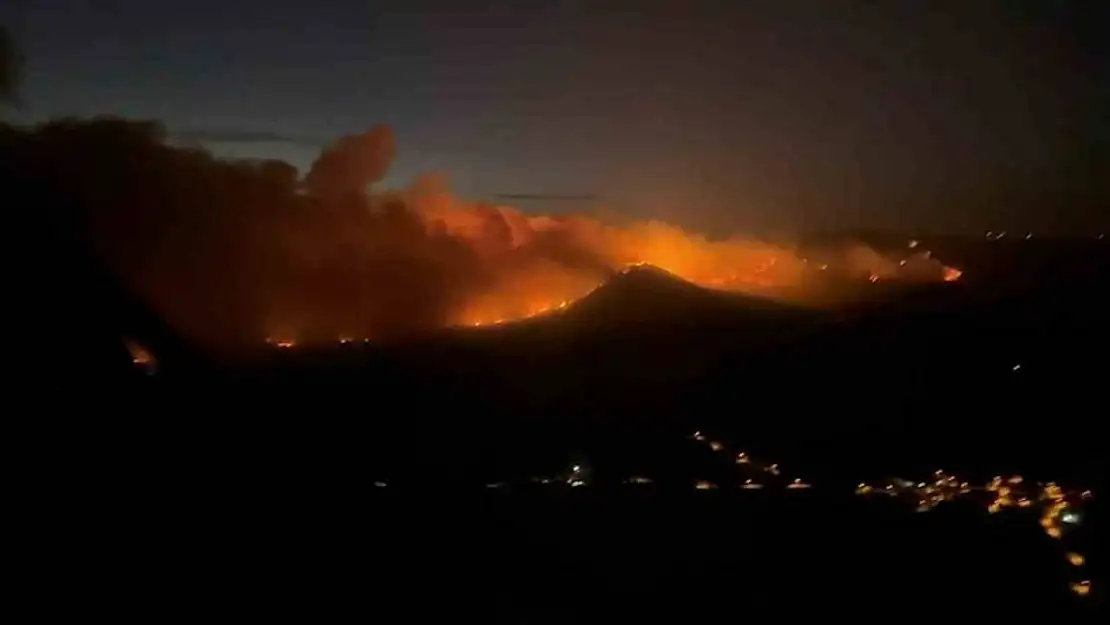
xmin=6 ymin=118 xmax=956 ymax=351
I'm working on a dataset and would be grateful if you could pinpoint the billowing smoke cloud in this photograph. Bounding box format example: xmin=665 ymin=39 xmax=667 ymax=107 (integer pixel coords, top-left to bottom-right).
xmin=5 ymin=118 xmax=957 ymax=351
xmin=305 ymin=125 xmax=395 ymax=198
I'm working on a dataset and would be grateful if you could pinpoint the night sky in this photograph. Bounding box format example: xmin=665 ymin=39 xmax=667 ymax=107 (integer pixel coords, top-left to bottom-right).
xmin=2 ymin=0 xmax=1105 ymax=234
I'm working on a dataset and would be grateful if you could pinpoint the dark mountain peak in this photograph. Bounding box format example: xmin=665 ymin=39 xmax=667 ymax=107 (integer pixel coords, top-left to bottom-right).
xmin=560 ymin=263 xmax=743 ymax=327
xmin=603 ymin=262 xmax=710 ymax=294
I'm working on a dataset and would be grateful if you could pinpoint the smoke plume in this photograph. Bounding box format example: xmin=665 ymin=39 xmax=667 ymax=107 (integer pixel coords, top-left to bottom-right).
xmin=6 ymin=118 xmax=956 ymax=351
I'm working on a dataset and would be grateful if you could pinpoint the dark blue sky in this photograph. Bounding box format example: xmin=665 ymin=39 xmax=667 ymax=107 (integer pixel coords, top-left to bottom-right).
xmin=2 ymin=0 xmax=1105 ymax=234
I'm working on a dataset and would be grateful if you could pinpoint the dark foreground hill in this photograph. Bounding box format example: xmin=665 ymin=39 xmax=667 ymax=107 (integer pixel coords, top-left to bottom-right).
xmin=30 ymin=242 xmax=1108 ymax=482
xmin=19 ymin=237 xmax=1107 ymax=617
xmin=24 ymin=484 xmax=1100 ymax=619
xmin=194 ymin=251 xmax=1105 ymax=485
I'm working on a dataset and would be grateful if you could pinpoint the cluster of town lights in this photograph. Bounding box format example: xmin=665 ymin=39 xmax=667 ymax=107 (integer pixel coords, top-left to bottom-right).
xmin=130 ymin=327 xmax=1093 ymax=600
xmin=855 ymin=470 xmax=1092 ymax=598
xmin=691 ymin=430 xmax=809 ymax=491
xmin=376 ymin=431 xmax=1092 ymax=600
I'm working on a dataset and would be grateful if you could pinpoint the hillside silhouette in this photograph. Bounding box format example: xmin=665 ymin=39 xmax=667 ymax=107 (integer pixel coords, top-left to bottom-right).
xmin=6 ymin=116 xmax=972 ymax=355
xmin=562 ymin=263 xmax=805 ymax=327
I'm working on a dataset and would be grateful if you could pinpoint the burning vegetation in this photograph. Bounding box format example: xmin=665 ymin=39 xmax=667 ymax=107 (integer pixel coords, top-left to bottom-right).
xmin=7 ymin=118 xmax=959 ymax=349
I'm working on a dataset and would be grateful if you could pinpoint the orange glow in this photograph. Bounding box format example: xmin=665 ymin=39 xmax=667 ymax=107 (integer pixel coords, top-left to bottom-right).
xmin=434 ymin=217 xmax=814 ymax=326
xmin=124 ymin=340 xmax=154 ymax=367
xmin=401 ymin=184 xmax=962 ymax=329
xmin=42 ymin=120 xmax=964 ymax=347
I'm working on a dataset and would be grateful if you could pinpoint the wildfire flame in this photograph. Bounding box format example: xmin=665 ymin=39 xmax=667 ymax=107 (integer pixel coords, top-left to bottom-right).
xmin=405 ymin=180 xmax=960 ymax=328
xmin=20 ymin=119 xmax=960 ymax=346
xmin=265 ymin=182 xmax=965 ymax=340
xmin=124 ymin=339 xmax=157 ymax=374
xmin=124 ymin=340 xmax=153 ymax=365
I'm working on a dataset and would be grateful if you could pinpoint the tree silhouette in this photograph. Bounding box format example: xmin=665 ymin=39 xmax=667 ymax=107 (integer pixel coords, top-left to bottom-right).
xmin=0 ymin=25 xmax=22 ymax=107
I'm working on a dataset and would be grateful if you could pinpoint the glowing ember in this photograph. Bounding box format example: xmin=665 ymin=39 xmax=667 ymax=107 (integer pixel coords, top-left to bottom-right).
xmin=124 ymin=340 xmax=156 ymax=374
xmin=124 ymin=340 xmax=153 ymax=366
